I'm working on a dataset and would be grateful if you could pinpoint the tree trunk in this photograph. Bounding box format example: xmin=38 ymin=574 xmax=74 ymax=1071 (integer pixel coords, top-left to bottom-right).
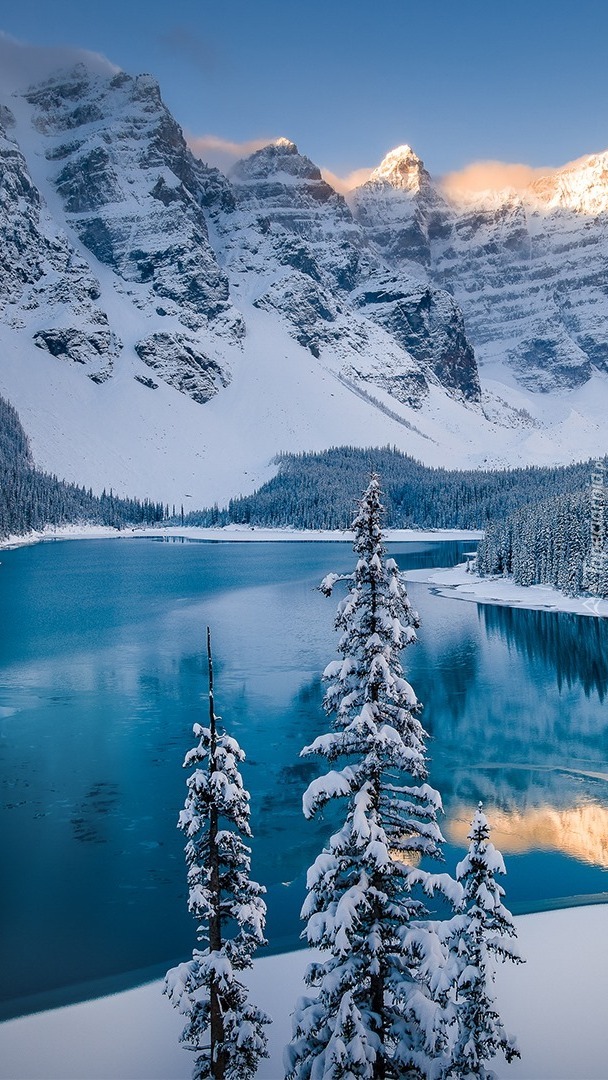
xmin=207 ymin=628 xmax=227 ymax=1080
xmin=367 ymin=518 xmax=386 ymax=1078
xmin=369 ymin=766 xmax=386 ymax=1079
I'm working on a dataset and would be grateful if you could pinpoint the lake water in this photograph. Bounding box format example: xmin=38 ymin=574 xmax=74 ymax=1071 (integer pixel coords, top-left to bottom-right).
xmin=2 ymin=537 xmax=608 ymax=1019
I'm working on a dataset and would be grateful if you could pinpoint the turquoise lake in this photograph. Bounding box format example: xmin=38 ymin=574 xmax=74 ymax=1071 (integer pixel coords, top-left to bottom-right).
xmin=2 ymin=537 xmax=608 ymax=1019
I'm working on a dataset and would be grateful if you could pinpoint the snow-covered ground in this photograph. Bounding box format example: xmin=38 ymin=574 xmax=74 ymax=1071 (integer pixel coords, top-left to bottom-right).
xmin=4 ymin=290 xmax=608 ymax=510
xmin=407 ymin=563 xmax=608 ymax=618
xmin=0 ymin=905 xmax=606 ymax=1079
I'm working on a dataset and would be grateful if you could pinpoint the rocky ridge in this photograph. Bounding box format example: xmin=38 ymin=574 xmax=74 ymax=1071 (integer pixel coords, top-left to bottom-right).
xmin=3 ymin=49 xmax=608 ymax=505
xmin=14 ymin=65 xmax=243 ymax=400
xmin=352 ymin=144 xmax=608 ymax=392
xmin=220 ymin=137 xmax=480 ymax=404
xmin=0 ymin=66 xmax=481 ymax=414
xmin=0 ymin=103 xmax=119 ymax=381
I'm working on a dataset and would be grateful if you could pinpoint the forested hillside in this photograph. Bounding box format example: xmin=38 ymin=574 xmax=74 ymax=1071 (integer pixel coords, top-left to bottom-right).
xmin=0 ymin=396 xmax=164 ymax=538
xmin=476 ymin=490 xmax=597 ymax=595
xmin=184 ymin=446 xmax=596 ymax=530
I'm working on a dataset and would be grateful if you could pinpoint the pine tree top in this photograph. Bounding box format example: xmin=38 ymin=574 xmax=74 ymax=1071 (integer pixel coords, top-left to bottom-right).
xmin=456 ymin=804 xmax=507 ymax=883
xmin=351 ymin=474 xmax=385 ymax=555
xmin=181 ymin=722 xmax=252 ymax=836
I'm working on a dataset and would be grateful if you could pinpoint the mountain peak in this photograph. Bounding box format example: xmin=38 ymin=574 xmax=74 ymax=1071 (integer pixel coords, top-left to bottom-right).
xmin=527 ymin=149 xmax=608 ymax=215
xmin=231 ymin=137 xmax=324 ymax=183
xmin=368 ymin=144 xmax=430 ymax=194
xmin=273 ymin=137 xmax=298 ymax=152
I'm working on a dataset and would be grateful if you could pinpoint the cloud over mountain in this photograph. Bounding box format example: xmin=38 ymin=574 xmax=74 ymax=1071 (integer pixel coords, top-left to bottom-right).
xmin=440 ymin=159 xmax=554 ymax=197
xmin=320 ymin=166 xmax=374 ymax=194
xmin=186 ymin=132 xmax=278 ymax=171
xmin=0 ymin=31 xmax=117 ymax=94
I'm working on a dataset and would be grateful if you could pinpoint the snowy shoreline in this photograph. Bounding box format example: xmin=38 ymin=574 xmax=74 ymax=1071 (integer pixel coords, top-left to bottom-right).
xmin=406 ymin=563 xmax=608 ymax=619
xmin=0 ymin=522 xmax=483 ymax=549
xmin=1 ymin=905 xmax=608 ymax=1079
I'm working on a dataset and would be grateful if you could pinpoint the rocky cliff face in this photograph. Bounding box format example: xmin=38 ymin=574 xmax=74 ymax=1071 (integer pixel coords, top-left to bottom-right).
xmin=0 ymin=64 xmax=244 ymax=401
xmin=0 ymin=67 xmax=481 ymax=416
xmin=351 ymin=144 xmax=443 ymax=270
xmin=351 ymin=274 xmax=479 ymax=401
xmin=353 ymin=145 xmax=608 ymax=393
xmin=4 ymin=54 xmax=608 ymax=414
xmin=0 ymin=102 xmax=121 ymax=381
xmin=25 ymin=66 xmax=239 ymax=331
xmin=0 ymin=106 xmax=46 ymax=304
xmin=219 ymin=138 xmax=480 ymax=404
xmin=431 ymin=178 xmax=608 ymax=391
xmin=6 ymin=50 xmax=608 ymax=505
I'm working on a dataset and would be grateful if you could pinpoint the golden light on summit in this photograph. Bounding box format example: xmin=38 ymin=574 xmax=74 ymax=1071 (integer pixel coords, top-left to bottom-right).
xmin=447 ymin=803 xmax=608 ymax=869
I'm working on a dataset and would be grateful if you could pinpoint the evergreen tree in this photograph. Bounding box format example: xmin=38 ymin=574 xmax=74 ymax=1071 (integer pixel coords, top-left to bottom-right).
xmin=0 ymin=392 xmax=164 ymax=539
xmin=477 ymin=488 xmax=604 ymax=598
xmin=285 ymin=476 xmax=461 ymax=1080
xmin=165 ymin=629 xmax=270 ymax=1080
xmin=443 ymin=804 xmax=521 ymax=1079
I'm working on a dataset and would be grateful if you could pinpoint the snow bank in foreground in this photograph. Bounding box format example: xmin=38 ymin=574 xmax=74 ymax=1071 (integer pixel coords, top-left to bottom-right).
xmin=1 ymin=906 xmax=607 ymax=1079
xmin=0 ymin=524 xmax=483 ymax=550
xmin=407 ymin=563 xmax=608 ymax=619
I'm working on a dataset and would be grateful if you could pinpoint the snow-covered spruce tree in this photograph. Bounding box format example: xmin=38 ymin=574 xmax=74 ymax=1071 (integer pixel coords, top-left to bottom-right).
xmin=165 ymin=628 xmax=270 ymax=1080
xmin=442 ymin=804 xmax=521 ymax=1079
xmin=285 ymin=476 xmax=461 ymax=1080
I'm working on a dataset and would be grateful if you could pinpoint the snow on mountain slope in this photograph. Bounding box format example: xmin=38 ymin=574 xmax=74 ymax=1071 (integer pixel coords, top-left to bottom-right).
xmin=2 ymin=41 xmax=608 ymax=509
xmin=4 ymin=286 xmax=608 ymax=506
xmin=218 ymin=137 xmax=480 ymax=404
xmin=354 ymin=145 xmax=608 ymax=396
xmin=0 ymin=52 xmax=482 ymax=505
xmin=0 ymin=301 xmax=472 ymax=506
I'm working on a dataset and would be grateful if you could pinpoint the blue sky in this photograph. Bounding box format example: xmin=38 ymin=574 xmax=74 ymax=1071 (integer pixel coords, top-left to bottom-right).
xmin=1 ymin=0 xmax=607 ymax=182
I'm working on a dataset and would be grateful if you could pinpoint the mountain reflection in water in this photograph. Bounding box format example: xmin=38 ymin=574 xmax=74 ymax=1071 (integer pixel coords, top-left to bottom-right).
xmin=447 ymin=801 xmax=608 ymax=869
xmin=398 ymin=589 xmax=608 ymax=886
xmin=480 ymin=603 xmax=608 ymax=702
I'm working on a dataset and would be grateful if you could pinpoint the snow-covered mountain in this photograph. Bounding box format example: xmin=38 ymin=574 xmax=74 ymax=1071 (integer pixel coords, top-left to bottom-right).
xmin=353 ymin=144 xmax=608 ymax=394
xmin=2 ymin=44 xmax=608 ymax=506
